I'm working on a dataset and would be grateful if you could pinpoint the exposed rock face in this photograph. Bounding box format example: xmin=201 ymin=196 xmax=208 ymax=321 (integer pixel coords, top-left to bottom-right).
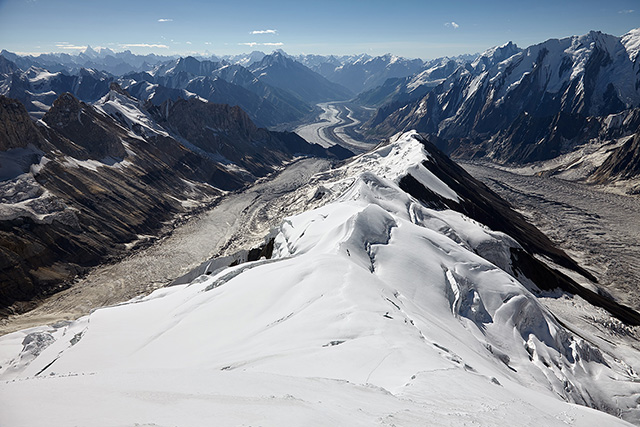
xmin=149 ymin=98 xmax=351 ymax=177
xmin=355 ymin=58 xmax=462 ymax=108
xmin=0 ymin=96 xmax=42 ymax=151
xmin=592 ymin=131 xmax=640 ymax=183
xmin=0 ymin=94 xmax=231 ymax=314
xmin=0 ymin=66 xmax=113 ymax=118
xmin=43 ymin=93 xmax=126 ymax=160
xmin=128 ymin=55 xmax=316 ymax=128
xmin=0 ymin=55 xmax=19 ymax=75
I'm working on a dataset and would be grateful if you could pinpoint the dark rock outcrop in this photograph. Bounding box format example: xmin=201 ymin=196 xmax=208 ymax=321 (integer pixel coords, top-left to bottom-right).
xmin=592 ymin=131 xmax=640 ymax=183
xmin=0 ymin=96 xmax=43 ymax=151
xmin=149 ymin=98 xmax=351 ymax=177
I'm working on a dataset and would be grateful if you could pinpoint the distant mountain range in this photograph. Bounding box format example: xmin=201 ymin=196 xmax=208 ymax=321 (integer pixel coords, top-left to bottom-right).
xmin=1 ymin=50 xmax=368 ymax=128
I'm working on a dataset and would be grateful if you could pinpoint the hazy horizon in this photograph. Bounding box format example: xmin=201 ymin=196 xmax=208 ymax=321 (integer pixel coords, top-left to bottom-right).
xmin=0 ymin=0 xmax=638 ymax=60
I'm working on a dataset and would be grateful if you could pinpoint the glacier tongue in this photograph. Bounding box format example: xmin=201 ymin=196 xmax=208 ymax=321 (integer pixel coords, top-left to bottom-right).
xmin=0 ymin=131 xmax=637 ymax=426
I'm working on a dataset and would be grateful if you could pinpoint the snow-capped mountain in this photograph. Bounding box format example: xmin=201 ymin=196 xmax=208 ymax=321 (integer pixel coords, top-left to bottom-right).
xmin=370 ymin=29 xmax=640 ymax=165
xmin=210 ymin=63 xmax=313 ymax=121
xmin=0 ymin=54 xmax=323 ymax=128
xmin=248 ymin=52 xmax=353 ymax=103
xmin=306 ymin=53 xmax=426 ymax=94
xmin=355 ymin=57 xmax=467 ymax=108
xmin=125 ymin=56 xmax=318 ymax=127
xmin=221 ymin=50 xmax=266 ymax=67
xmin=0 ymin=87 xmax=349 ymax=315
xmin=0 ymin=47 xmax=177 ymax=76
xmin=0 ymin=58 xmax=113 ymax=118
xmin=0 ymin=55 xmax=19 ymax=75
xmin=1 ymin=131 xmax=638 ymax=426
xmin=295 ymin=53 xmax=366 ymax=77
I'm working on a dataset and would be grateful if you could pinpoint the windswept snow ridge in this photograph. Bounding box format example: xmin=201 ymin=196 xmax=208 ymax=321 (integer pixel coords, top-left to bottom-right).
xmin=0 ymin=132 xmax=638 ymax=426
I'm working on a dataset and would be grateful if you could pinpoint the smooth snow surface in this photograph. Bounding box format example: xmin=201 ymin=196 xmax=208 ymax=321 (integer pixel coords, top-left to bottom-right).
xmin=1 ymin=132 xmax=638 ymax=426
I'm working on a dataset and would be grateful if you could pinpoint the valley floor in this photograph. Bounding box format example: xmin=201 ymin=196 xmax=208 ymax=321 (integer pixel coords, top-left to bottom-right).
xmin=462 ymin=162 xmax=640 ymax=312
xmin=294 ymin=102 xmax=375 ymax=153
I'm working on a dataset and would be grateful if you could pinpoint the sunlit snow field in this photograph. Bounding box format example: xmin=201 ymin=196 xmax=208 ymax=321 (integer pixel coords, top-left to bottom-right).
xmin=1 ymin=132 xmax=638 ymax=426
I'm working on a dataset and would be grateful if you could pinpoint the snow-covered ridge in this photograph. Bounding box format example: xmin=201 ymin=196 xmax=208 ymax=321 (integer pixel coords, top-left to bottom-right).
xmin=0 ymin=132 xmax=637 ymax=426
xmin=316 ymin=130 xmax=460 ymax=203
xmin=95 ymin=88 xmax=170 ymax=139
xmin=484 ymin=30 xmax=640 ymax=110
xmin=622 ymin=28 xmax=640 ymax=62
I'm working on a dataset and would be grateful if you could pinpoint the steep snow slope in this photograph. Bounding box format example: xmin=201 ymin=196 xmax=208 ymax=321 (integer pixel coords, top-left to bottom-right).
xmin=1 ymin=132 xmax=638 ymax=426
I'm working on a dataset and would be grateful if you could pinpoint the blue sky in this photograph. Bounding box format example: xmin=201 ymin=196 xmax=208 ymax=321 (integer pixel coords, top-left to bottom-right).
xmin=0 ymin=0 xmax=638 ymax=59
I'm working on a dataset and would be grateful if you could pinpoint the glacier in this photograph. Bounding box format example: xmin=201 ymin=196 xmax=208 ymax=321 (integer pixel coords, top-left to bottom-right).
xmin=0 ymin=131 xmax=638 ymax=426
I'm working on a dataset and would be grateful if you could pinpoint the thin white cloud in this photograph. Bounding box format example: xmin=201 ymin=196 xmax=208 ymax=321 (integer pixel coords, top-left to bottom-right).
xmin=55 ymin=43 xmax=87 ymax=50
xmin=619 ymin=9 xmax=634 ymax=14
xmin=250 ymin=29 xmax=277 ymax=35
xmin=445 ymin=21 xmax=460 ymax=29
xmin=186 ymin=41 xmax=192 ymax=45
xmin=122 ymin=43 xmax=169 ymax=49
xmin=158 ymin=18 xmax=173 ymax=22
xmin=239 ymin=42 xmax=284 ymax=47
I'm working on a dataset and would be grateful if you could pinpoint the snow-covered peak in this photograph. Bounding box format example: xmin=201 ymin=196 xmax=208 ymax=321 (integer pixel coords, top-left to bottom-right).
xmin=406 ymin=59 xmax=460 ymax=91
xmin=622 ymin=27 xmax=640 ymax=62
xmin=471 ymin=41 xmax=521 ymax=72
xmin=95 ymin=86 xmax=170 ymax=139
xmin=23 ymin=66 xmax=58 ymax=83
xmin=479 ymin=29 xmax=640 ymax=113
xmin=82 ymin=45 xmax=98 ymax=59
xmin=96 ymin=46 xmax=116 ymax=57
xmin=272 ymin=48 xmax=292 ymax=58
xmin=326 ymin=131 xmax=460 ymax=202
xmin=233 ymin=50 xmax=266 ymax=66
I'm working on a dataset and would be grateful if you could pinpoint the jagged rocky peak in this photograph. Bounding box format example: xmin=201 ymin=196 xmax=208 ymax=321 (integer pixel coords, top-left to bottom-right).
xmin=0 ymin=55 xmax=19 ymax=75
xmin=370 ymin=28 xmax=640 ymax=166
xmin=81 ymin=45 xmax=98 ymax=59
xmin=106 ymin=81 xmax=135 ymax=101
xmin=171 ymin=56 xmax=221 ymax=76
xmin=163 ymin=97 xmax=257 ymax=134
xmin=0 ymin=96 xmax=42 ymax=151
xmin=260 ymin=50 xmax=291 ymax=67
xmin=592 ymin=131 xmax=640 ymax=185
xmin=470 ymin=41 xmax=521 ymax=72
xmin=43 ymin=92 xmax=126 ymax=160
xmin=44 ymin=93 xmax=86 ymax=126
